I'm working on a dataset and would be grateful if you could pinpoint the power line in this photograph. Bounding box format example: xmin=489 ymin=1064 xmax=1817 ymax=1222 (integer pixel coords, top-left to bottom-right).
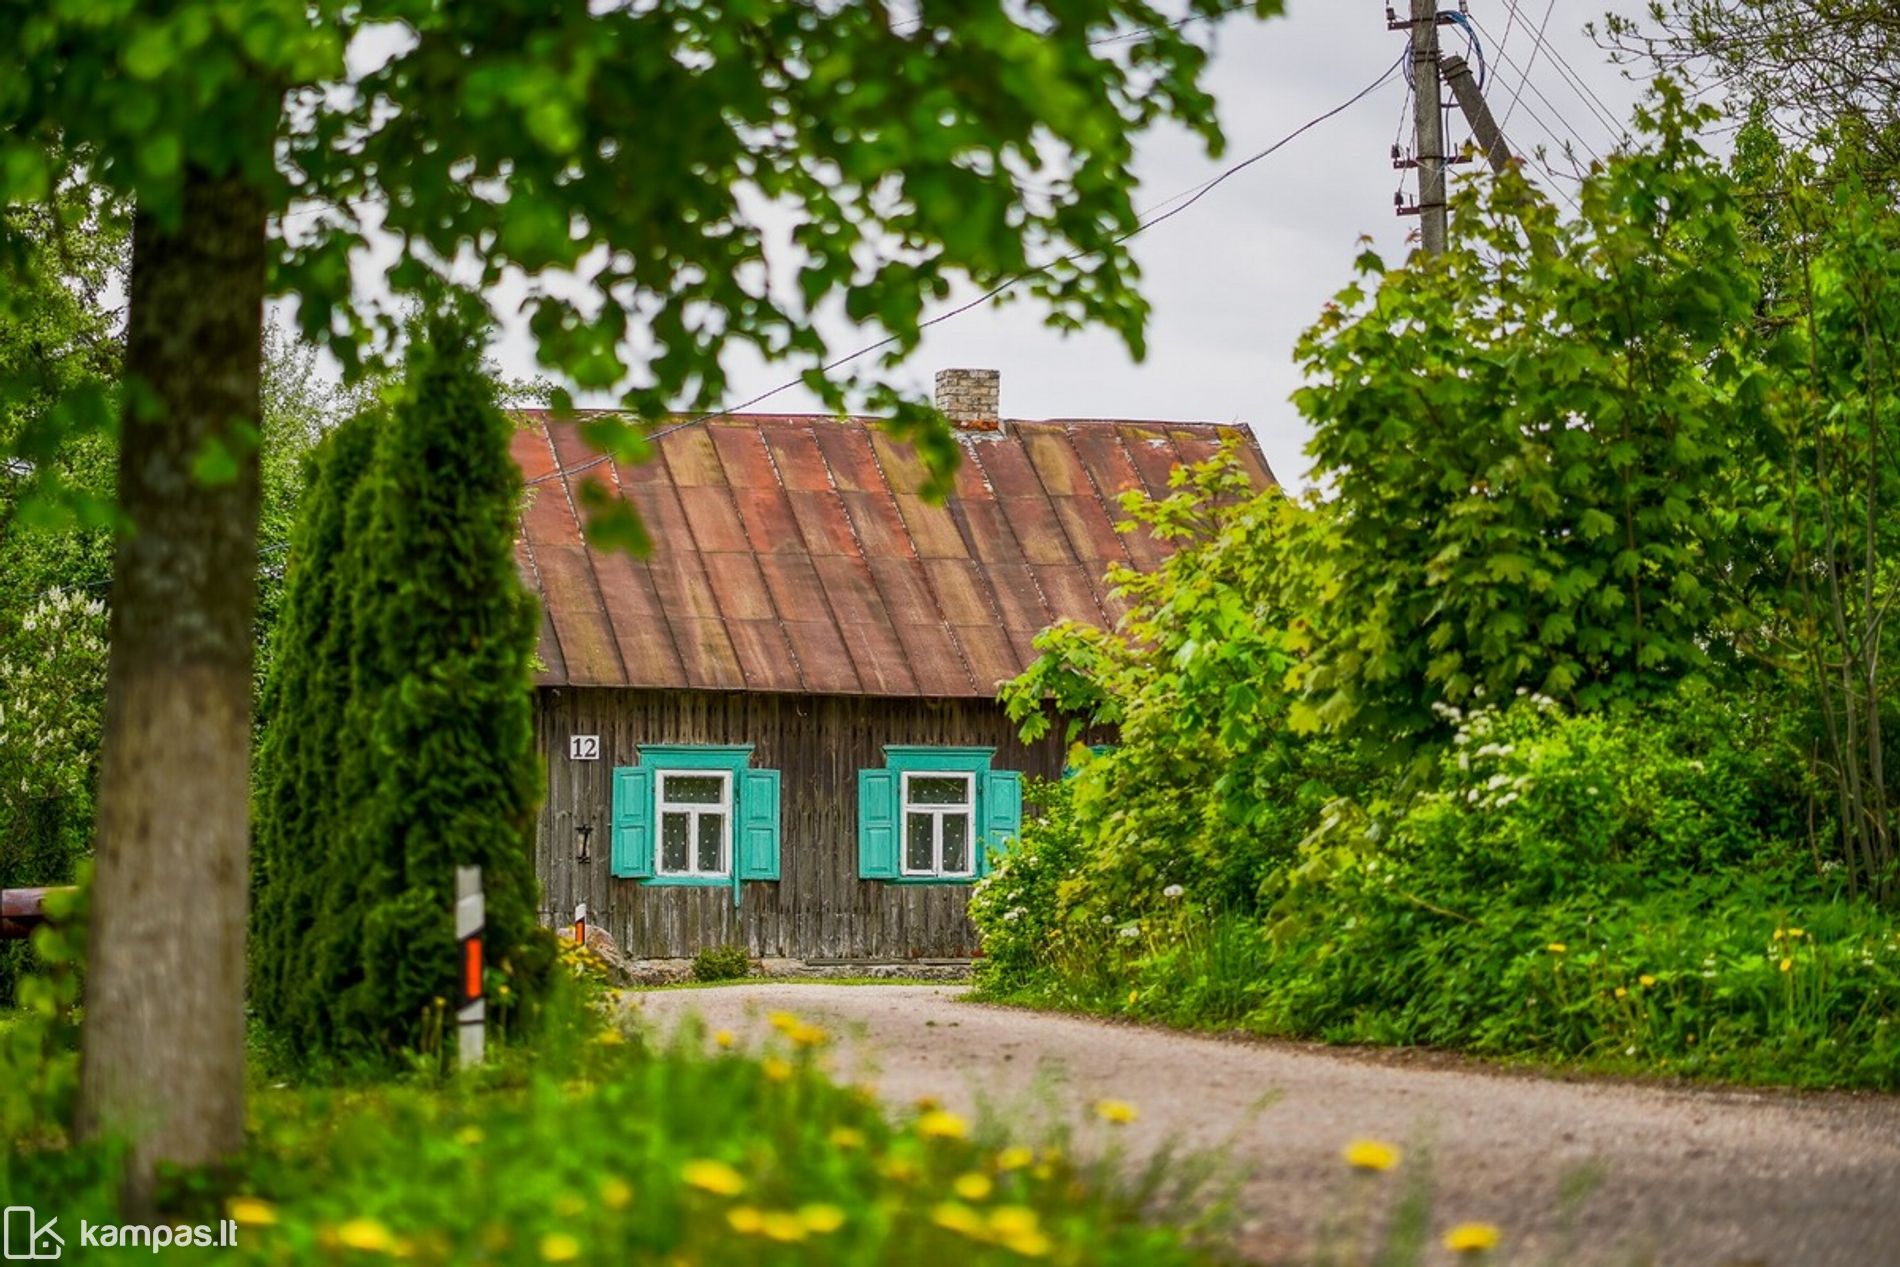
xmin=1087 ymin=1 xmax=1252 ymax=47
xmin=529 ymin=50 xmax=1409 ymax=484
xmin=1492 ymin=0 xmax=1523 ymax=76
xmin=1509 ymin=7 xmax=1626 ymax=141
xmin=1463 ymin=11 xmax=1607 ymax=170
xmin=1483 ymin=5 xmax=1624 ymax=148
xmin=1499 ymin=0 xmax=1555 ymax=135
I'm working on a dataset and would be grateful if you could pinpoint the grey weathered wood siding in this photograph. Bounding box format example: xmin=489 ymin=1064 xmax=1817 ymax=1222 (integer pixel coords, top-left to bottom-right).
xmin=534 ymin=687 xmax=1074 ymax=960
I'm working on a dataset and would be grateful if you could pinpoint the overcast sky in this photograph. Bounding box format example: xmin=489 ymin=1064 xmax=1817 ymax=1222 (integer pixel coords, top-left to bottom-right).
xmin=464 ymin=3 xmax=1651 ymax=488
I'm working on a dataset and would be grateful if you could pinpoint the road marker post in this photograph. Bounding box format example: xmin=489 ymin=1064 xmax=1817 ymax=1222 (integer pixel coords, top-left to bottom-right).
xmin=455 ymin=866 xmax=485 ymax=1068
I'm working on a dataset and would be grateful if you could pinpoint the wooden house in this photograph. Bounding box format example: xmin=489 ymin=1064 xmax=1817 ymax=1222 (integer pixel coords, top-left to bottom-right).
xmin=512 ymin=369 xmax=1275 ymax=965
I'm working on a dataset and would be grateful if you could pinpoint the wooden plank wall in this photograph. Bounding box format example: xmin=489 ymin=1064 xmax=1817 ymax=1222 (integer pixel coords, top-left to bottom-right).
xmin=534 ymin=688 xmax=1077 ymax=960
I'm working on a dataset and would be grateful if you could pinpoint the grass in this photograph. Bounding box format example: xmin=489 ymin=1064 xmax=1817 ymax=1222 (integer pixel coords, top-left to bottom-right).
xmin=3 ymin=982 xmax=1232 ymax=1266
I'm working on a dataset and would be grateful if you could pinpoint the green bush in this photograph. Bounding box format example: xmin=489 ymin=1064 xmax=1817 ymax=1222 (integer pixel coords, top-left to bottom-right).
xmin=692 ymin=945 xmax=752 ymax=982
xmin=978 ymin=696 xmax=1900 ymax=1090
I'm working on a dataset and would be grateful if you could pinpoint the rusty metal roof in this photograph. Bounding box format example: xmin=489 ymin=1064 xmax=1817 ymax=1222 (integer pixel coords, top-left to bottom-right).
xmin=513 ymin=412 xmax=1276 ymax=698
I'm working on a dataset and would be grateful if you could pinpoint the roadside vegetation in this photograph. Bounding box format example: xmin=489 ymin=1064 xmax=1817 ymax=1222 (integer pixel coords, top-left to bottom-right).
xmin=973 ymin=91 xmax=1900 ymax=1092
xmin=4 ymin=941 xmax=1242 ymax=1267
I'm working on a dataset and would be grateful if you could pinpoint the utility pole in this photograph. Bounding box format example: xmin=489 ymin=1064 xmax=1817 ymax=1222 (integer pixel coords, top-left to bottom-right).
xmin=1443 ymin=55 xmax=1513 ymax=175
xmin=1408 ymin=0 xmax=1448 ymax=254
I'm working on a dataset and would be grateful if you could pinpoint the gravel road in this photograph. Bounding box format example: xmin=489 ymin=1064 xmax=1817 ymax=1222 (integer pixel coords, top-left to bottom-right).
xmin=631 ymin=983 xmax=1900 ymax=1267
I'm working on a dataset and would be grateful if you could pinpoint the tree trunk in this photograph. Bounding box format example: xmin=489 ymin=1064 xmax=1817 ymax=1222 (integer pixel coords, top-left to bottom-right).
xmin=77 ymin=168 xmax=267 ymax=1213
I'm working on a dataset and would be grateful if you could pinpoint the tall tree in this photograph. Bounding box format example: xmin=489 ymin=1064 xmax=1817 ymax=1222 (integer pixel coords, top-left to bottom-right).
xmin=250 ymin=412 xmax=376 ymax=1053
xmin=2 ymin=0 xmax=1280 ymax=1201
xmin=1604 ymin=2 xmax=1900 ymax=180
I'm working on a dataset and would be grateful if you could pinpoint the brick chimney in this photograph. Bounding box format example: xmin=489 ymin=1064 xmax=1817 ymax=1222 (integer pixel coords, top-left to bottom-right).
xmin=934 ymin=368 xmax=1001 ymax=430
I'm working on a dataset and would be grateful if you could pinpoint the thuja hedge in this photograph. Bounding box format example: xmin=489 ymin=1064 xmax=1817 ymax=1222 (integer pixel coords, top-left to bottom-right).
xmin=252 ymin=311 xmax=551 ymax=1064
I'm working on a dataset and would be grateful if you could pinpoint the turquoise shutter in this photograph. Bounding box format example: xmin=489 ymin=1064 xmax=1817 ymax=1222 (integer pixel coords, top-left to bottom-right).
xmin=980 ymin=770 xmax=1023 ymax=873
xmin=738 ymin=769 xmax=781 ymax=881
xmin=857 ymin=769 xmax=898 ymax=878
xmin=611 ymin=766 xmax=653 ymax=878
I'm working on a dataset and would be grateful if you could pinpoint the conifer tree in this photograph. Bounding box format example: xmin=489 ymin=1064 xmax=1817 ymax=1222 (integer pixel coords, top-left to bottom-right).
xmin=251 ymin=412 xmax=377 ymax=1055
xmin=340 ymin=309 xmax=549 ymax=1053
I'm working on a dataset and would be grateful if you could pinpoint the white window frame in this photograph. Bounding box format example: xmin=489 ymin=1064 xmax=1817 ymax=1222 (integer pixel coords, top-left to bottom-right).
xmin=655 ymin=769 xmax=733 ymax=878
xmin=899 ymin=770 xmax=977 ymax=878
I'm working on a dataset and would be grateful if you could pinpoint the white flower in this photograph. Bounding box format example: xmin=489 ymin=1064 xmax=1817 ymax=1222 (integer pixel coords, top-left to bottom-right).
xmin=1162 ymin=884 xmax=1185 ymax=899
xmin=1118 ymin=925 xmax=1139 ymax=940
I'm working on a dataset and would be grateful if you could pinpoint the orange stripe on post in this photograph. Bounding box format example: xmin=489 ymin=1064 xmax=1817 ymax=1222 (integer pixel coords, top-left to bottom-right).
xmin=463 ymin=938 xmax=483 ymax=1004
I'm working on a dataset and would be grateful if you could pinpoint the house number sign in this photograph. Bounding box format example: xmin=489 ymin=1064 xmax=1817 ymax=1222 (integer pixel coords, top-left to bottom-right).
xmin=568 ymin=735 xmax=601 ymax=761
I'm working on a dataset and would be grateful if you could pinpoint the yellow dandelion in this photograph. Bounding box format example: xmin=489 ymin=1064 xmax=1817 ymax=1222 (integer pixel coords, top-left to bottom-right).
xmin=930 ymin=1202 xmax=989 ymax=1238
xmin=917 ymin=1109 xmax=970 ymax=1140
xmin=600 ymin=1176 xmax=634 ymax=1209
xmin=761 ymin=1212 xmax=808 ymax=1243
xmin=767 ymin=1010 xmax=800 ymax=1034
xmin=1638 ymin=974 xmax=1657 ymax=987
xmin=762 ymin=1058 xmax=793 ymax=1082
xmin=954 ymin=1172 xmax=995 ymax=1201
xmin=1128 ymin=989 xmax=1139 ymax=1006
xmin=1614 ymin=987 xmax=1628 ymax=999
xmin=593 ymin=1026 xmax=625 ymax=1046
xmin=539 ymin=1232 xmax=582 ymax=1263
xmin=682 ymin=1159 xmax=746 ymax=1196
xmin=227 ymin=1197 xmax=278 ymax=1227
xmin=996 ymin=1145 xmax=1034 ymax=1171
xmin=829 ymin=1126 xmax=867 ymax=1150
xmin=1780 ymin=957 xmax=1793 ymax=973
xmin=989 ymin=1207 xmax=1040 ymax=1237
xmin=1443 ymin=1222 xmax=1502 ymax=1253
xmin=714 ymin=1030 xmax=735 ymax=1049
xmin=727 ymin=1207 xmax=764 ymax=1236
xmin=881 ymin=1156 xmax=921 ymax=1183
xmin=799 ymin=1204 xmax=846 ymax=1234
xmin=1788 ymin=927 xmax=1805 ymax=938
xmin=788 ymin=1022 xmax=830 ymax=1048
xmin=1094 ymin=1099 xmax=1139 ymax=1125
xmin=335 ymin=1218 xmax=395 ymax=1254
xmin=1547 ymin=943 xmax=1566 ymax=954
xmin=1002 ymin=1229 xmax=1053 ymax=1257
xmin=1343 ymin=1139 xmax=1402 ymax=1172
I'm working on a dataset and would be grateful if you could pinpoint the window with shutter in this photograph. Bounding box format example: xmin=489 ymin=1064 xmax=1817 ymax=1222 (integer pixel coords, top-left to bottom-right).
xmin=613 ymin=746 xmax=780 ymax=904
xmin=858 ymin=747 xmax=1023 ymax=882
